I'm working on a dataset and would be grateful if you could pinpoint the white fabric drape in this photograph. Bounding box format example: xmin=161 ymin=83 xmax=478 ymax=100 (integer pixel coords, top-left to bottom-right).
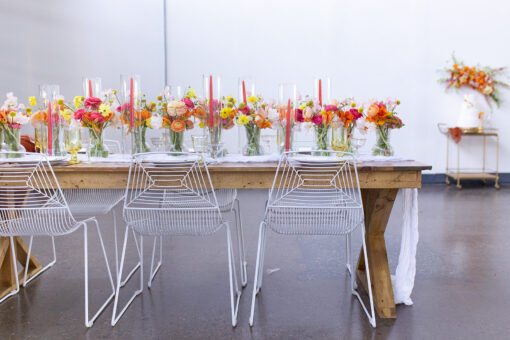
xmin=392 ymin=188 xmax=419 ymax=305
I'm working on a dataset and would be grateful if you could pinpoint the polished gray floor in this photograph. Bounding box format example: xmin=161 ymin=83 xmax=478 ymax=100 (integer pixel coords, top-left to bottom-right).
xmin=1 ymin=184 xmax=509 ymax=339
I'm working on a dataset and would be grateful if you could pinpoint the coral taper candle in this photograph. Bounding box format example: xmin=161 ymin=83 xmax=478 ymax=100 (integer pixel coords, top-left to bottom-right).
xmin=285 ymin=98 xmax=291 ymax=152
xmin=47 ymin=101 xmax=52 ymax=156
xmin=242 ymin=80 xmax=247 ymax=105
xmin=318 ymin=78 xmax=322 ymax=107
xmin=208 ymin=75 xmax=214 ymax=127
xmin=129 ymin=77 xmax=134 ymax=128
xmin=88 ymin=79 xmax=93 ymax=97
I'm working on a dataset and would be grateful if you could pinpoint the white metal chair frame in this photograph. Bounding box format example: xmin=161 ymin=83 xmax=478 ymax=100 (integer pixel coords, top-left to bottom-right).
xmin=0 ymin=152 xmax=115 ymax=327
xmin=248 ymin=150 xmax=377 ymax=327
xmin=111 ymin=152 xmax=241 ymax=327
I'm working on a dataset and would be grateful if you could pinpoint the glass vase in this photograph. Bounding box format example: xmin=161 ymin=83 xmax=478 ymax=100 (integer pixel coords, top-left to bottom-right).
xmin=314 ymin=124 xmax=330 ymax=156
xmin=208 ymin=125 xmax=227 ymax=158
xmin=2 ymin=127 xmax=25 ymax=158
xmin=331 ymin=125 xmax=353 ymax=153
xmin=168 ymin=129 xmax=184 ymax=153
xmin=372 ymin=126 xmax=394 ymax=156
xmin=243 ymin=125 xmax=262 ymax=156
xmin=133 ymin=125 xmax=150 ymax=154
xmin=88 ymin=130 xmax=109 ymax=158
xmin=51 ymin=122 xmax=66 ymax=157
xmin=65 ymin=124 xmax=82 ymax=164
xmin=276 ymin=125 xmax=294 ymax=154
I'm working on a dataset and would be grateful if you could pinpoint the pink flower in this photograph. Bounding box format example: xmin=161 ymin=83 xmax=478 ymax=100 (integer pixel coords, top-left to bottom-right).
xmin=295 ymin=109 xmax=304 ymax=122
xmin=324 ymin=105 xmax=338 ymax=112
xmin=350 ymin=108 xmax=362 ymax=120
xmin=88 ymin=111 xmax=104 ymax=123
xmin=117 ymin=103 xmax=130 ymax=112
xmin=312 ymin=114 xmax=323 ymax=125
xmin=84 ymin=97 xmax=102 ymax=110
xmin=240 ymin=105 xmax=250 ymax=115
xmin=74 ymin=109 xmax=86 ymax=120
xmin=182 ymin=97 xmax=194 ymax=109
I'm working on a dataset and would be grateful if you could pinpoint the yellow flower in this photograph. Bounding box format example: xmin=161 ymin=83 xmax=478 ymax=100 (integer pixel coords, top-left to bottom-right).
xmin=60 ymin=108 xmax=73 ymax=121
xmin=185 ymin=89 xmax=196 ymax=99
xmin=157 ymin=95 xmax=163 ymax=101
xmin=29 ymin=96 xmax=36 ymax=106
xmin=199 ymin=122 xmax=205 ymax=128
xmin=226 ymin=95 xmax=236 ymax=104
xmin=98 ymin=103 xmax=112 ymax=117
xmin=220 ymin=107 xmax=232 ymax=119
xmin=26 ymin=107 xmax=32 ymax=114
xmin=57 ymin=99 xmax=64 ymax=105
xmin=73 ymin=96 xmax=83 ymax=108
xmin=351 ymin=102 xmax=356 ymax=108
xmin=358 ymin=107 xmax=364 ymax=113
xmin=238 ymin=115 xmax=250 ymax=125
xmin=247 ymin=96 xmax=257 ymax=103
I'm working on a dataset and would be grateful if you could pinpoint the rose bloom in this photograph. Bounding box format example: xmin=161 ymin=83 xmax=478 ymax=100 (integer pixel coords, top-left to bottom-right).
xmin=167 ymin=100 xmax=187 ymax=117
xmin=182 ymin=97 xmax=194 ymax=109
xmin=74 ymin=108 xmax=86 ymax=120
xmin=295 ymin=108 xmax=304 ymax=122
xmin=311 ymin=114 xmax=323 ymax=125
xmin=367 ymin=104 xmax=380 ymax=118
xmin=84 ymin=97 xmax=102 ymax=110
xmin=303 ymin=107 xmax=314 ymax=119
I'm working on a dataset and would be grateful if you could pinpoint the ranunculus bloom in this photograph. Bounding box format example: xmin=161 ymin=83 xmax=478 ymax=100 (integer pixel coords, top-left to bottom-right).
xmin=84 ymin=97 xmax=102 ymax=110
xmin=324 ymin=105 xmax=338 ymax=112
xmin=167 ymin=100 xmax=187 ymax=117
xmin=74 ymin=108 xmax=86 ymax=120
xmin=239 ymin=105 xmax=250 ymax=115
xmin=171 ymin=119 xmax=186 ymax=132
xmin=303 ymin=107 xmax=314 ymax=119
xmin=350 ymin=108 xmax=362 ymax=120
xmin=185 ymin=119 xmax=194 ymax=130
xmin=367 ymin=104 xmax=380 ymax=118
xmin=295 ymin=109 xmax=304 ymax=122
xmin=182 ymin=97 xmax=194 ymax=109
xmin=312 ymin=114 xmax=323 ymax=125
xmin=88 ymin=111 xmax=104 ymax=123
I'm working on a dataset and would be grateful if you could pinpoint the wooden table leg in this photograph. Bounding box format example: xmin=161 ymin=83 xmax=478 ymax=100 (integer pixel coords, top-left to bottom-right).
xmin=0 ymin=236 xmax=42 ymax=300
xmin=356 ymin=188 xmax=398 ymax=319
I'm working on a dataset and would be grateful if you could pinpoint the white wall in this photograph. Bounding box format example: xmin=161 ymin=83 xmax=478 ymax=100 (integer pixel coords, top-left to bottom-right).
xmin=1 ymin=0 xmax=509 ymax=173
xmin=166 ymin=0 xmax=510 ymax=173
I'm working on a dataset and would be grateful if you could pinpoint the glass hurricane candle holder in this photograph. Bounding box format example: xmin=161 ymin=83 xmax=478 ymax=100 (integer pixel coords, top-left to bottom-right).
xmin=83 ymin=77 xmax=102 ymax=98
xmin=120 ymin=74 xmax=142 ymax=154
xmin=204 ymin=74 xmax=226 ymax=158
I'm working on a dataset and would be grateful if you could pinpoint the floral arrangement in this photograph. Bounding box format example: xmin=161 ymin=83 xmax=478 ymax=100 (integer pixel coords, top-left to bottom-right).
xmin=295 ymin=97 xmax=334 ymax=154
xmin=439 ymin=55 xmax=508 ymax=107
xmin=0 ymin=93 xmax=30 ymax=156
xmin=156 ymin=87 xmax=196 ymax=152
xmin=365 ymin=99 xmax=403 ymax=156
xmin=64 ymin=91 xmax=117 ymax=157
xmin=329 ymin=98 xmax=363 ymax=153
xmin=235 ymin=95 xmax=272 ymax=155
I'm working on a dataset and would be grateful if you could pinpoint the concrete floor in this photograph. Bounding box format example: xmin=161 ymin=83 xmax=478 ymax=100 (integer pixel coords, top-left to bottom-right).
xmin=1 ymin=184 xmax=509 ymax=339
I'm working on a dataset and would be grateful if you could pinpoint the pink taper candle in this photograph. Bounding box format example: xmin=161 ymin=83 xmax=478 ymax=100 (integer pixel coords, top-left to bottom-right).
xmin=242 ymin=80 xmax=247 ymax=105
xmin=208 ymin=75 xmax=214 ymax=127
xmin=88 ymin=79 xmax=93 ymax=97
xmin=285 ymin=98 xmax=291 ymax=152
xmin=47 ymin=102 xmax=52 ymax=156
xmin=318 ymin=78 xmax=322 ymax=107
xmin=129 ymin=77 xmax=134 ymax=128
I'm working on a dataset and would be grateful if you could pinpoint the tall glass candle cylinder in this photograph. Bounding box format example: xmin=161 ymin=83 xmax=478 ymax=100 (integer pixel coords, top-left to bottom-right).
xmin=313 ymin=77 xmax=331 ymax=106
xmin=83 ymin=77 xmax=102 ymax=98
xmin=120 ymin=74 xmax=142 ymax=154
xmin=203 ymin=75 xmax=226 ymax=158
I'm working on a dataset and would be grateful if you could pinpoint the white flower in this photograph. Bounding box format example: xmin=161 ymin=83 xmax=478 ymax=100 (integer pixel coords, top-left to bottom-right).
xmin=6 ymin=111 xmax=29 ymax=125
xmin=148 ymin=115 xmax=162 ymax=129
xmin=356 ymin=117 xmax=375 ymax=135
xmin=167 ymin=100 xmax=187 ymax=117
xmin=2 ymin=92 xmax=18 ymax=110
xmin=268 ymin=108 xmax=279 ymax=121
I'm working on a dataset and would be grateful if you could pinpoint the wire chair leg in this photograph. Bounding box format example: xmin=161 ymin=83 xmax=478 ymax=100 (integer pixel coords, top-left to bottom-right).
xmin=83 ymin=219 xmax=115 ymax=327
xmin=113 ymin=208 xmax=119 ymax=279
xmin=111 ymin=226 xmax=143 ymax=326
xmin=351 ymin=226 xmax=377 ymax=328
xmin=148 ymin=236 xmax=162 ymax=289
xmin=22 ymin=235 xmax=57 ymax=287
xmin=256 ymin=223 xmax=268 ymax=293
xmin=119 ymin=229 xmax=142 ymax=288
xmin=0 ymin=237 xmax=20 ymax=304
xmin=233 ymin=198 xmax=247 ymax=288
xmin=345 ymin=233 xmax=352 ymax=276
xmin=249 ymin=222 xmax=267 ymax=327
xmin=225 ymin=222 xmax=241 ymax=327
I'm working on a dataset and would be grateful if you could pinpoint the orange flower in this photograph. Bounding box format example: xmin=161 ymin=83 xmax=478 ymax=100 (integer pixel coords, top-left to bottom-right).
xmin=135 ymin=109 xmax=151 ymax=121
xmin=193 ymin=106 xmax=207 ymax=119
xmin=367 ymin=104 xmax=379 ymax=118
xmin=185 ymin=119 xmax=194 ymax=130
xmin=223 ymin=120 xmax=235 ymax=130
xmin=171 ymin=119 xmax=186 ymax=132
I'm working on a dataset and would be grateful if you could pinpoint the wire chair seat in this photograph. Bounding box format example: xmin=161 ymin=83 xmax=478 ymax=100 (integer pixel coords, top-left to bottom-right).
xmin=64 ymin=189 xmax=125 ymax=217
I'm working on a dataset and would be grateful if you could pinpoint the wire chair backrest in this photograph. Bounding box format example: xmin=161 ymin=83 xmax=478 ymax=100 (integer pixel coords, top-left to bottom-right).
xmin=123 ymin=152 xmax=223 ymax=236
xmin=0 ymin=152 xmax=76 ymax=236
xmin=265 ymin=150 xmax=364 ymax=235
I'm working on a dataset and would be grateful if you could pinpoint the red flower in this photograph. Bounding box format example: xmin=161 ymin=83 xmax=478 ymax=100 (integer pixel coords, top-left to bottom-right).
xmin=312 ymin=114 xmax=323 ymax=125
xmin=350 ymin=108 xmax=362 ymax=120
xmin=74 ymin=109 xmax=86 ymax=120
xmin=84 ymin=97 xmax=102 ymax=110
xmin=88 ymin=111 xmax=104 ymax=123
xmin=324 ymin=105 xmax=338 ymax=112
xmin=295 ymin=109 xmax=304 ymax=122
xmin=182 ymin=97 xmax=194 ymax=109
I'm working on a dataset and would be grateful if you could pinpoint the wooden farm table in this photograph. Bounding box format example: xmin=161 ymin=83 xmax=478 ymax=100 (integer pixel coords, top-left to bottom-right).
xmin=1 ymin=160 xmax=431 ymax=319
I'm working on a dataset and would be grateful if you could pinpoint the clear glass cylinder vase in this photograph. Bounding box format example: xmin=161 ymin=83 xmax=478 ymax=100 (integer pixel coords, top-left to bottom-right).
xmin=372 ymin=126 xmax=394 ymax=156
xmin=2 ymin=127 xmax=25 ymax=158
xmin=276 ymin=125 xmax=294 ymax=154
xmin=88 ymin=130 xmax=109 ymax=158
xmin=133 ymin=125 xmax=150 ymax=154
xmin=331 ymin=125 xmax=353 ymax=153
xmin=243 ymin=125 xmax=262 ymax=156
xmin=208 ymin=125 xmax=227 ymax=158
xmin=168 ymin=129 xmax=184 ymax=153
xmin=314 ymin=124 xmax=330 ymax=156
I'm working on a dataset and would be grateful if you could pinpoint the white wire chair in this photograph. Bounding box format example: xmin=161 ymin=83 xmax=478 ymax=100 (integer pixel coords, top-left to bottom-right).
xmin=0 ymin=152 xmax=115 ymax=327
xmin=111 ymin=152 xmax=241 ymax=327
xmin=248 ymin=150 xmax=376 ymax=327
